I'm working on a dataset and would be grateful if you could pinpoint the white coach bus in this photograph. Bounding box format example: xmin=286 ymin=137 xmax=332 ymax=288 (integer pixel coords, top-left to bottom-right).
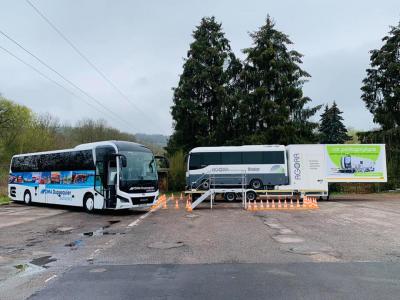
xmin=186 ymin=145 xmax=288 ymax=191
xmin=8 ymin=141 xmax=159 ymax=212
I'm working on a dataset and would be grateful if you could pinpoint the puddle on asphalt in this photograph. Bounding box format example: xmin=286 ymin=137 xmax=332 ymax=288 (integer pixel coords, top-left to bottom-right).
xmin=108 ymin=220 xmax=120 ymax=225
xmin=29 ymin=256 xmax=57 ymax=268
xmin=80 ymin=220 xmax=123 ymax=237
xmin=81 ymin=230 xmax=125 ymax=237
xmin=65 ymin=239 xmax=84 ymax=250
xmin=148 ymin=241 xmax=185 ymax=249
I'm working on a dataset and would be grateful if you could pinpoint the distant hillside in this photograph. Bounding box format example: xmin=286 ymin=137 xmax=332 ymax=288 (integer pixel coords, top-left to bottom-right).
xmin=135 ymin=133 xmax=169 ymax=148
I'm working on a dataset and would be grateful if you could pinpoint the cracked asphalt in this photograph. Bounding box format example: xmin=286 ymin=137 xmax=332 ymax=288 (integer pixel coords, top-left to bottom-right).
xmin=1 ymin=193 xmax=400 ymax=299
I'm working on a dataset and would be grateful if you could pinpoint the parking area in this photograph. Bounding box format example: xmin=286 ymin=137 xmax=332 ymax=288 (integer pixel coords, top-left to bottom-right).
xmin=1 ymin=193 xmax=400 ymax=299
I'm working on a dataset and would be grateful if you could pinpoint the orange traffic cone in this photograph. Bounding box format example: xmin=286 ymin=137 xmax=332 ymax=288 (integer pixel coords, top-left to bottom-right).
xmin=303 ymin=196 xmax=308 ymax=208
xmin=266 ymin=199 xmax=270 ymax=209
xmin=162 ymin=196 xmax=167 ymax=209
xmin=278 ymin=197 xmax=282 ymax=208
xmin=260 ymin=199 xmax=264 ymax=210
xmin=254 ymin=200 xmax=258 ymax=211
xmin=296 ymin=198 xmax=300 ymax=208
xmin=272 ymin=199 xmax=275 ymax=209
xmin=187 ymin=197 xmax=193 ymax=212
xmin=284 ymin=198 xmax=288 ymax=209
xmin=175 ymin=197 xmax=179 ymax=209
xmin=290 ymin=199 xmax=294 ymax=209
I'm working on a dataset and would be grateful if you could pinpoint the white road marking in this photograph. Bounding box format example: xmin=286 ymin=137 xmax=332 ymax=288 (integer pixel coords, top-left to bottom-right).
xmin=127 ymin=197 xmax=169 ymax=228
xmin=86 ymin=198 xmax=170 ymax=261
xmin=45 ymin=274 xmax=57 ymax=283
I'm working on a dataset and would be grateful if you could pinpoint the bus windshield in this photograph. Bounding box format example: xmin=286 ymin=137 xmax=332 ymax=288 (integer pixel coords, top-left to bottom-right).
xmin=119 ymin=151 xmax=157 ymax=182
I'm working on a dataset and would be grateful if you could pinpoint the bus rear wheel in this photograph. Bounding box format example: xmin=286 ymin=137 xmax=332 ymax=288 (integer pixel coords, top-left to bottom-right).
xmin=24 ymin=191 xmax=32 ymax=205
xmin=84 ymin=195 xmax=95 ymax=213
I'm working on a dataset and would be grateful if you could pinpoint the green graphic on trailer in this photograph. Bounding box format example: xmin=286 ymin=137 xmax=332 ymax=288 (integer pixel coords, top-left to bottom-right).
xmin=326 ymin=145 xmax=384 ymax=178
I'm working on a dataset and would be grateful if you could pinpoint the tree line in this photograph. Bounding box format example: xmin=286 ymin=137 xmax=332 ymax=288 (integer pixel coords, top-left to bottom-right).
xmin=167 ymin=16 xmax=353 ymax=155
xmin=167 ymin=16 xmax=399 ymax=190
xmin=0 ymin=96 xmax=146 ymax=192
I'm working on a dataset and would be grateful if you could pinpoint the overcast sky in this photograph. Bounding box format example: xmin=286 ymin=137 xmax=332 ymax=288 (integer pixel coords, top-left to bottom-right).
xmin=0 ymin=0 xmax=399 ymax=135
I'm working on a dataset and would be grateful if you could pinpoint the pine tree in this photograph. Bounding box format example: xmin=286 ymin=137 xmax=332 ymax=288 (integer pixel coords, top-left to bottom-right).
xmin=167 ymin=17 xmax=240 ymax=154
xmin=239 ymin=16 xmax=321 ymax=144
xmin=361 ymin=22 xmax=400 ymax=130
xmin=319 ymin=102 xmax=350 ymax=144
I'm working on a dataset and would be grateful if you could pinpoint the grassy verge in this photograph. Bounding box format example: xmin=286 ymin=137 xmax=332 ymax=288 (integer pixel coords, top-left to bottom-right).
xmin=0 ymin=195 xmax=10 ymax=205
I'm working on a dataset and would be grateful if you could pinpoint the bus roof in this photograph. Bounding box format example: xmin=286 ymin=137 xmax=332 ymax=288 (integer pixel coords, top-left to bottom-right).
xmin=11 ymin=140 xmax=149 ymax=158
xmin=189 ymin=145 xmax=285 ymax=153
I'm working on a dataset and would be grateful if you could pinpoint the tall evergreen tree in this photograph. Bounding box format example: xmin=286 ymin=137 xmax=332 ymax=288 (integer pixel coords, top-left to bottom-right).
xmin=167 ymin=17 xmax=240 ymax=154
xmin=319 ymin=102 xmax=350 ymax=144
xmin=239 ymin=16 xmax=320 ymax=144
xmin=361 ymin=22 xmax=400 ymax=130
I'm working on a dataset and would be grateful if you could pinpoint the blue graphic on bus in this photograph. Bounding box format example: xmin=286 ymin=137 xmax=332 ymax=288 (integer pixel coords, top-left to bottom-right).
xmin=9 ymin=170 xmax=95 ymax=188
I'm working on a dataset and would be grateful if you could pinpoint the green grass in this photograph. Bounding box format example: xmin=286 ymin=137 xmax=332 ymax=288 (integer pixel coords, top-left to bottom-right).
xmin=0 ymin=195 xmax=10 ymax=205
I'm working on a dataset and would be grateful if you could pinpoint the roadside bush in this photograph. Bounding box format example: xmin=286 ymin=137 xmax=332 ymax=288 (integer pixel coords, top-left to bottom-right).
xmin=167 ymin=150 xmax=186 ymax=191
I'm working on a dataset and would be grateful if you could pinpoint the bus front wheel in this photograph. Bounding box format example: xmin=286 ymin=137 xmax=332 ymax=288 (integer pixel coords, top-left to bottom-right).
xmin=84 ymin=195 xmax=95 ymax=213
xmin=24 ymin=191 xmax=32 ymax=205
xmin=249 ymin=179 xmax=263 ymax=190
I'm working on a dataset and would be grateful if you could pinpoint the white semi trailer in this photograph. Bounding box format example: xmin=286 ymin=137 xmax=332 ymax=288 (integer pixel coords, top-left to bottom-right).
xmin=186 ymin=144 xmax=387 ymax=202
xmin=278 ymin=144 xmax=387 ymax=197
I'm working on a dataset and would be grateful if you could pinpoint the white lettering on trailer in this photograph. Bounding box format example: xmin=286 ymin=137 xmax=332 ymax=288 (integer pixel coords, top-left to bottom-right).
xmin=293 ymin=153 xmax=301 ymax=180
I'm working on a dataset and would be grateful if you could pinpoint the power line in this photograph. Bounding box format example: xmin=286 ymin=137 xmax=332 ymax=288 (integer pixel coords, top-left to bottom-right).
xmin=0 ymin=29 xmax=136 ymax=129
xmin=0 ymin=44 xmax=124 ymax=124
xmin=26 ymin=0 xmax=163 ymax=132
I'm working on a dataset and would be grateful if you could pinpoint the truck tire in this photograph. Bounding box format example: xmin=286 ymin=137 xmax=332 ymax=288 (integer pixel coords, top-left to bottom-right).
xmin=246 ymin=191 xmax=257 ymax=201
xmin=224 ymin=192 xmax=236 ymax=202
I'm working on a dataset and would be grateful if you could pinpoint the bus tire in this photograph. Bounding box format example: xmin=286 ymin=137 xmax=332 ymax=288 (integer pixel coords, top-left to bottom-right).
xmin=224 ymin=192 xmax=236 ymax=202
xmin=249 ymin=179 xmax=263 ymax=190
xmin=83 ymin=194 xmax=95 ymax=213
xmin=23 ymin=190 xmax=32 ymax=205
xmin=246 ymin=191 xmax=257 ymax=201
xmin=199 ymin=179 xmax=210 ymax=190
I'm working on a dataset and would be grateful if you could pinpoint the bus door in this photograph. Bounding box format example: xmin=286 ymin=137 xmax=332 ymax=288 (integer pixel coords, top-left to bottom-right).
xmin=95 ymin=146 xmax=117 ymax=209
xmin=107 ymin=157 xmax=118 ymax=208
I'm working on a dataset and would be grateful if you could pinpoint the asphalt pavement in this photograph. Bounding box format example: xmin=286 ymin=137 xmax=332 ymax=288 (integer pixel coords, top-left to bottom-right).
xmin=29 ymin=262 xmax=400 ymax=300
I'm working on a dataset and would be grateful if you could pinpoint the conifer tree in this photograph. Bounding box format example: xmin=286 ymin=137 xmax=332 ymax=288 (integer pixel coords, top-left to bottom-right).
xmin=167 ymin=17 xmax=240 ymax=153
xmin=239 ymin=16 xmax=320 ymax=144
xmin=319 ymin=102 xmax=350 ymax=144
xmin=361 ymin=22 xmax=400 ymax=130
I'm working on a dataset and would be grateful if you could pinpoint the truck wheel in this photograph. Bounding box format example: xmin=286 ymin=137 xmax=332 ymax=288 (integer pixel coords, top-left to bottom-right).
xmin=224 ymin=192 xmax=236 ymax=202
xmin=24 ymin=190 xmax=32 ymax=205
xmin=246 ymin=191 xmax=257 ymax=201
xmin=84 ymin=195 xmax=95 ymax=213
xmin=249 ymin=179 xmax=263 ymax=190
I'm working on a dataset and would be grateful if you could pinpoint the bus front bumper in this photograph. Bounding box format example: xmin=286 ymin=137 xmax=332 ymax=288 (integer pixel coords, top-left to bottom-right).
xmin=115 ymin=192 xmax=159 ymax=210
